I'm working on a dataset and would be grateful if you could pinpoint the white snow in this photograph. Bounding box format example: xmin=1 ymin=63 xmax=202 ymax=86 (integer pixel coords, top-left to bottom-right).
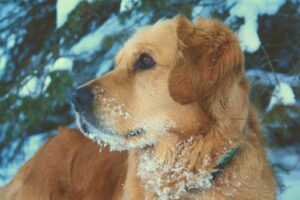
xmin=268 ymin=147 xmax=300 ymax=200
xmin=111 ymin=103 xmax=132 ymax=120
xmin=71 ymin=15 xmax=120 ymax=57
xmin=18 ymin=74 xmax=53 ymax=98
xmin=227 ymin=0 xmax=286 ymax=52
xmin=18 ymin=76 xmax=39 ymax=98
xmin=0 ymin=134 xmax=47 ymax=186
xmin=137 ymin=137 xmax=213 ymax=199
xmin=246 ymin=69 xmax=300 ymax=87
xmin=0 ymin=54 xmax=7 ymax=79
xmin=0 ymin=3 xmax=18 ymax=20
xmin=50 ymin=57 xmax=73 ymax=72
xmin=192 ymin=4 xmax=204 ymax=19
xmin=96 ymin=43 xmax=121 ymax=76
xmin=56 ymin=0 xmax=82 ymax=28
xmin=96 ymin=59 xmax=114 ymax=76
xmin=191 ymin=2 xmax=215 ymax=20
xmin=280 ymin=171 xmax=300 ymax=200
xmin=120 ymin=0 xmax=140 ymax=13
xmin=7 ymin=34 xmax=16 ymax=49
xmin=267 ymin=81 xmax=296 ymax=111
xmin=238 ymin=19 xmax=260 ymax=53
xmin=42 ymin=75 xmax=52 ymax=92
xmin=71 ymin=13 xmax=148 ymax=58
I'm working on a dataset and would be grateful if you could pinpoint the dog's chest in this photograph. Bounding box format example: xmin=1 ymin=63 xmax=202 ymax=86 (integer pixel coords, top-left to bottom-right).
xmin=136 ymin=148 xmax=213 ymax=200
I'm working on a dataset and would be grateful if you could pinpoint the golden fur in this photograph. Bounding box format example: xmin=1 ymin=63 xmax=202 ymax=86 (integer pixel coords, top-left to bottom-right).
xmin=1 ymin=16 xmax=277 ymax=200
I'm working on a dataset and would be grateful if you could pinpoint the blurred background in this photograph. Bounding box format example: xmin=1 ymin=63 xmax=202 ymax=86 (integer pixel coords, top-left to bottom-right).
xmin=0 ymin=0 xmax=299 ymax=199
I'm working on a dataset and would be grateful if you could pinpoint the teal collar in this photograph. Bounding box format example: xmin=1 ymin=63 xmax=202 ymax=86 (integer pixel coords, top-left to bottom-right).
xmin=211 ymin=146 xmax=240 ymax=180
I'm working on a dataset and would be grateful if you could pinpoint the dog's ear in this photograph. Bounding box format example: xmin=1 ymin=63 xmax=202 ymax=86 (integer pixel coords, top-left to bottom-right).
xmin=169 ymin=16 xmax=244 ymax=112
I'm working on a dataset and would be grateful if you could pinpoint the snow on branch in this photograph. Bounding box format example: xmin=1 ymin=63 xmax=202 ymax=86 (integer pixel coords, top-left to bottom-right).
xmin=245 ymin=69 xmax=300 ymax=87
xmin=227 ymin=0 xmax=286 ymax=53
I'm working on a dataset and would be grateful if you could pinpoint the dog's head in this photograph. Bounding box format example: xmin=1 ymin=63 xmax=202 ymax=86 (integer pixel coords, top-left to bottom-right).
xmin=72 ymin=16 xmax=246 ymax=151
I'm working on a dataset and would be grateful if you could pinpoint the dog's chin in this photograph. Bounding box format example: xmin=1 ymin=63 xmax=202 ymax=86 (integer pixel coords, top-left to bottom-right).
xmin=75 ymin=113 xmax=155 ymax=151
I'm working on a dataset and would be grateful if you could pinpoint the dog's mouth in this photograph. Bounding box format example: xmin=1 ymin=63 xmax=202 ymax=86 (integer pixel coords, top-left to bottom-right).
xmin=76 ymin=114 xmax=153 ymax=151
xmin=76 ymin=113 xmax=146 ymax=140
xmin=75 ymin=112 xmax=174 ymax=151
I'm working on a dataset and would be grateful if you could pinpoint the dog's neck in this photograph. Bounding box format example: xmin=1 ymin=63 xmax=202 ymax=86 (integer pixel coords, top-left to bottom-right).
xmin=137 ymin=136 xmax=213 ymax=199
xmin=124 ymin=129 xmax=243 ymax=200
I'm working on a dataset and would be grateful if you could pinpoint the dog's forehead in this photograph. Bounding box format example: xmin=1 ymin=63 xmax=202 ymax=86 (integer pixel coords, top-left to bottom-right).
xmin=133 ymin=19 xmax=176 ymax=46
xmin=115 ymin=19 xmax=178 ymax=64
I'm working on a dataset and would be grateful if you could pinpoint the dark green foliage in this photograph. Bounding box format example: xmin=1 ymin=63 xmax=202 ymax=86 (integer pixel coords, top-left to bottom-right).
xmin=264 ymin=105 xmax=300 ymax=147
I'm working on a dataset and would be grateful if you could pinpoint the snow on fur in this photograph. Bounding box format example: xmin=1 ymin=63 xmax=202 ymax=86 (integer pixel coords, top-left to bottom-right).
xmin=137 ymin=137 xmax=213 ymax=200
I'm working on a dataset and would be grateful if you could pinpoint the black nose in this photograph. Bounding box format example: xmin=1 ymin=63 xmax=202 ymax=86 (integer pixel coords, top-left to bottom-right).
xmin=71 ymin=88 xmax=94 ymax=112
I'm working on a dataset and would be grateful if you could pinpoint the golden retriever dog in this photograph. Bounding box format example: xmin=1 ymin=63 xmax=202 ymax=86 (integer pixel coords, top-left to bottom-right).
xmin=1 ymin=16 xmax=277 ymax=200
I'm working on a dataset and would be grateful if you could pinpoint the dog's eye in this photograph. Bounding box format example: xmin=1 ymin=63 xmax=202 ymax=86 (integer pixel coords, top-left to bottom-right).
xmin=134 ymin=53 xmax=155 ymax=70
